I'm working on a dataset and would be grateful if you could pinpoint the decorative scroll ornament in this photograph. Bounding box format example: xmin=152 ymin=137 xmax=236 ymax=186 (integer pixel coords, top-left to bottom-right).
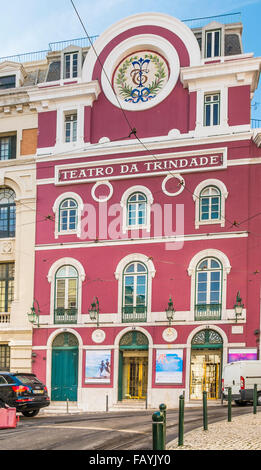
xmin=114 ymin=51 xmax=169 ymax=104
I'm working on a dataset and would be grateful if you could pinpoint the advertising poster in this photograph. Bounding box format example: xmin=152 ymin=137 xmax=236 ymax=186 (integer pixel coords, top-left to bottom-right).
xmin=85 ymin=350 xmax=111 ymax=383
xmin=228 ymin=348 xmax=258 ymax=363
xmin=155 ymin=349 xmax=183 ymax=384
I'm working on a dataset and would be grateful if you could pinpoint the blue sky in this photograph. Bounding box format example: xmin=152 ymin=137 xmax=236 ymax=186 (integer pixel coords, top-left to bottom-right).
xmin=1 ymin=0 xmax=261 ymax=117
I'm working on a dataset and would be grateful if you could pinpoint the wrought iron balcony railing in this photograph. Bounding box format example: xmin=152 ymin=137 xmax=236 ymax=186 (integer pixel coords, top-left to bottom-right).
xmin=0 ymin=313 xmax=10 ymax=324
xmin=195 ymin=303 xmax=222 ymax=321
xmin=251 ymin=119 xmax=261 ymax=129
xmin=54 ymin=307 xmax=78 ymax=324
xmin=122 ymin=305 xmax=147 ymax=323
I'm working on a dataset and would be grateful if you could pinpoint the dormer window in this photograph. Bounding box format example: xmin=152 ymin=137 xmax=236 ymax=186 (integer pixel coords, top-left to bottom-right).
xmin=205 ymin=29 xmax=221 ymax=58
xmin=0 ymin=75 xmax=16 ymax=90
xmin=64 ymin=52 xmax=79 ymax=79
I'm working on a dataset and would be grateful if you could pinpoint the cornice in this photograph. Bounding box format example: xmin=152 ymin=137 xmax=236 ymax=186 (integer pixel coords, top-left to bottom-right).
xmin=181 ymin=56 xmax=261 ymax=91
xmin=28 ymin=80 xmax=101 ymax=105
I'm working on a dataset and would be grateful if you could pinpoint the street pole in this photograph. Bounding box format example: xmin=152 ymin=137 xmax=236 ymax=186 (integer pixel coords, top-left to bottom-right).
xmin=203 ymin=391 xmax=208 ymax=431
xmin=178 ymin=394 xmax=184 ymax=446
xmin=228 ymin=387 xmax=232 ymax=422
xmin=152 ymin=411 xmax=165 ymax=450
xmin=253 ymin=384 xmax=257 ymax=415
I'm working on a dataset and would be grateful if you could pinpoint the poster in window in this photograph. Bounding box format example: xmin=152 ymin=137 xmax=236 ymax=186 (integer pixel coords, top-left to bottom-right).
xmin=85 ymin=350 xmax=111 ymax=384
xmin=228 ymin=348 xmax=257 ymax=363
xmin=155 ymin=349 xmax=183 ymax=384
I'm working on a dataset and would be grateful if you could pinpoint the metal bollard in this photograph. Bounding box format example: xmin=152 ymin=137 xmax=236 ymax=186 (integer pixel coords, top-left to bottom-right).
xmin=253 ymin=384 xmax=257 ymax=415
xmin=228 ymin=387 xmax=232 ymax=422
xmin=178 ymin=394 xmax=184 ymax=447
xmin=67 ymin=398 xmax=69 ymax=414
xmin=159 ymin=403 xmax=167 ymax=443
xmin=202 ymin=391 xmax=208 ymax=431
xmin=152 ymin=411 xmax=165 ymax=450
xmin=106 ymin=395 xmax=109 ymax=413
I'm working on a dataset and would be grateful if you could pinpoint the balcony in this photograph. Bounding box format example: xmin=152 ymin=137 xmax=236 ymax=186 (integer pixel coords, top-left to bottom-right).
xmin=0 ymin=313 xmax=10 ymax=324
xmin=195 ymin=304 xmax=222 ymax=321
xmin=122 ymin=306 xmax=147 ymax=323
xmin=251 ymin=119 xmax=261 ymax=129
xmin=54 ymin=308 xmax=77 ymax=324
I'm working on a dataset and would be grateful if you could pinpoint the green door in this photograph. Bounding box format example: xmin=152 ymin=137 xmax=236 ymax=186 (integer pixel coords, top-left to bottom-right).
xmin=51 ymin=333 xmax=78 ymax=402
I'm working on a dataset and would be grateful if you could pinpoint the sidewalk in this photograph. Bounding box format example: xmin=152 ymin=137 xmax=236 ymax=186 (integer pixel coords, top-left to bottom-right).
xmin=167 ymin=412 xmax=261 ymax=450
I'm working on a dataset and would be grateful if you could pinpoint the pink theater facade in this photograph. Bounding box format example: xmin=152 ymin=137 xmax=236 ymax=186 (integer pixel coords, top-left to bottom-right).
xmin=31 ymin=13 xmax=261 ymax=410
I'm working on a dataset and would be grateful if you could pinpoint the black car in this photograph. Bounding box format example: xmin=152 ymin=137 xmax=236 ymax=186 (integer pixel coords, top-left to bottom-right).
xmin=0 ymin=372 xmax=50 ymax=417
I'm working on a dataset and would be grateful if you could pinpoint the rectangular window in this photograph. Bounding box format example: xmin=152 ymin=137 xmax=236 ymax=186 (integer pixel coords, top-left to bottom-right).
xmin=204 ymin=94 xmax=220 ymax=126
xmin=205 ymin=30 xmax=221 ymax=58
xmin=0 ymin=345 xmax=10 ymax=371
xmin=65 ymin=113 xmax=77 ymax=143
xmin=64 ymin=53 xmax=79 ymax=79
xmin=0 ymin=135 xmax=16 ymax=160
xmin=0 ymin=263 xmax=14 ymax=313
xmin=0 ymin=75 xmax=16 ymax=90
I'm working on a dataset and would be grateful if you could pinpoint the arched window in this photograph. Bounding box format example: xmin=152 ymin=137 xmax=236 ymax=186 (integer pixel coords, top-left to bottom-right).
xmin=120 ymin=186 xmax=154 ymax=233
xmin=127 ymin=193 xmax=147 ymax=228
xmin=54 ymin=265 xmax=78 ymax=324
xmin=195 ymin=257 xmax=222 ymax=320
xmin=200 ymin=186 xmax=221 ymax=222
xmin=122 ymin=262 xmax=148 ymax=322
xmin=0 ymin=188 xmax=16 ymax=238
xmin=193 ymin=179 xmax=228 ymax=229
xmin=59 ymin=198 xmax=78 ymax=232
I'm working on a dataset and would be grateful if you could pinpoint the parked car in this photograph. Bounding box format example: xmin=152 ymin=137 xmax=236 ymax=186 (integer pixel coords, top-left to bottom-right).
xmin=222 ymin=360 xmax=261 ymax=405
xmin=0 ymin=372 xmax=50 ymax=417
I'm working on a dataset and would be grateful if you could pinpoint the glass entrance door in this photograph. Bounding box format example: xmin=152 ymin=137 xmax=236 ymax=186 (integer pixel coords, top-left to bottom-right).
xmin=122 ymin=352 xmax=148 ymax=400
xmin=190 ymin=350 xmax=221 ymax=400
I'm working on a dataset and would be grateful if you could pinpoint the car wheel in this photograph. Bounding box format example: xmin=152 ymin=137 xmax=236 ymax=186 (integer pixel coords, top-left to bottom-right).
xmin=21 ymin=409 xmax=40 ymax=418
xmin=234 ymin=400 xmax=247 ymax=406
xmin=257 ymin=394 xmax=261 ymax=406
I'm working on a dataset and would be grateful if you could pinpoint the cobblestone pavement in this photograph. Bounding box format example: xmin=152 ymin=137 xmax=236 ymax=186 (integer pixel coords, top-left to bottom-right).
xmin=168 ymin=412 xmax=261 ymax=450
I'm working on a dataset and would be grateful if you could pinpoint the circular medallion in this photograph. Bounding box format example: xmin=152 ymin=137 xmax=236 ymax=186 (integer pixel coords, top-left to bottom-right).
xmin=162 ymin=174 xmax=185 ymax=197
xmin=114 ymin=51 xmax=169 ymax=105
xmin=162 ymin=327 xmax=177 ymax=343
xmin=92 ymin=329 xmax=106 ymax=344
xmin=101 ymin=34 xmax=180 ymax=112
xmin=91 ymin=181 xmax=113 ymax=203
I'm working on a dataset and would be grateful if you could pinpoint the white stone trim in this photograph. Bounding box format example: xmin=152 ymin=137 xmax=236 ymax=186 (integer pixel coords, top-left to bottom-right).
xmin=100 ymin=34 xmax=180 ymax=111
xmin=91 ymin=180 xmax=113 ymax=203
xmin=54 ymin=102 xmax=84 ymax=154
xmin=114 ymin=253 xmax=156 ymax=324
xmin=187 ymin=249 xmax=231 ymax=320
xmin=47 ymin=257 xmax=86 ymax=323
xmin=82 ymin=12 xmax=200 ymax=84
xmin=185 ymin=324 xmax=229 ymax=401
xmin=120 ymin=185 xmax=154 ymax=234
xmin=193 ymin=178 xmax=228 ymax=229
xmin=46 ymin=328 xmax=83 ymax=406
xmin=162 ymin=174 xmax=185 ymax=197
xmin=113 ymin=326 xmax=153 ymax=406
xmin=52 ymin=192 xmax=84 ymax=239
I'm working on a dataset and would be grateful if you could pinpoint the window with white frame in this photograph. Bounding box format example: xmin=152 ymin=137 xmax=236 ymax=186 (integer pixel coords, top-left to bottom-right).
xmin=199 ymin=186 xmax=221 ymax=222
xmin=205 ymin=30 xmax=221 ymax=58
xmin=59 ymin=198 xmax=78 ymax=233
xmin=53 ymin=192 xmax=84 ymax=239
xmin=204 ymin=93 xmax=220 ymax=126
xmin=195 ymin=257 xmax=222 ymax=321
xmin=65 ymin=112 xmax=77 ymax=143
xmin=54 ymin=265 xmax=78 ymax=324
xmin=127 ymin=192 xmax=147 ymax=228
xmin=121 ymin=186 xmax=153 ymax=234
xmin=193 ymin=179 xmax=228 ymax=229
xmin=64 ymin=52 xmax=79 ymax=79
xmin=115 ymin=254 xmax=156 ymax=323
xmin=122 ymin=262 xmax=147 ymax=320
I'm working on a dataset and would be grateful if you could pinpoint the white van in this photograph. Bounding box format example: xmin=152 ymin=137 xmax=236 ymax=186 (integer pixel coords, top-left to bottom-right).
xmin=222 ymin=360 xmax=261 ymax=405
